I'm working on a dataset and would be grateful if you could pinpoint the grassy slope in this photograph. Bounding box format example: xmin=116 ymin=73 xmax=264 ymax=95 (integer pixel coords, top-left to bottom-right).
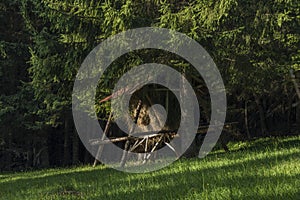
xmin=0 ymin=136 xmax=299 ymax=200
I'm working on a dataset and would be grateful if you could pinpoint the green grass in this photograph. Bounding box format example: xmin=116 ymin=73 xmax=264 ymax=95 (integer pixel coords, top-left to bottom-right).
xmin=1 ymin=136 xmax=299 ymax=200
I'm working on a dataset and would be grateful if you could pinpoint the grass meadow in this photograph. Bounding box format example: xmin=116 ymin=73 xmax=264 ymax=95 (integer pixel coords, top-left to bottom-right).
xmin=0 ymin=136 xmax=299 ymax=200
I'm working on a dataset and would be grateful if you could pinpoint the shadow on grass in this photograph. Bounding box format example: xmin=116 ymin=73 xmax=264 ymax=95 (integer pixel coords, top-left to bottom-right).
xmin=1 ymin=136 xmax=299 ymax=199
xmin=91 ymin=149 xmax=300 ymax=200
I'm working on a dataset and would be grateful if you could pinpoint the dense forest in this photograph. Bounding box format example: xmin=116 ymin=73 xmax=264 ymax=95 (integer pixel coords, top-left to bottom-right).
xmin=0 ymin=0 xmax=299 ymax=171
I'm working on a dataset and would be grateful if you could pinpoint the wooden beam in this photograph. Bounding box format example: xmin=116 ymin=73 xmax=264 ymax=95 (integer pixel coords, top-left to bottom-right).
xmin=93 ymin=112 xmax=113 ymax=167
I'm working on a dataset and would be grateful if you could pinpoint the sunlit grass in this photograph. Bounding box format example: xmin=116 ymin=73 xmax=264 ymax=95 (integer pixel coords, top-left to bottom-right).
xmin=0 ymin=136 xmax=299 ymax=200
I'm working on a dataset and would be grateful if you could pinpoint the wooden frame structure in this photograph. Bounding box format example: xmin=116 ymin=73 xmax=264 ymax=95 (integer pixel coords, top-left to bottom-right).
xmin=92 ymin=99 xmax=179 ymax=167
xmin=91 ymin=73 xmax=238 ymax=167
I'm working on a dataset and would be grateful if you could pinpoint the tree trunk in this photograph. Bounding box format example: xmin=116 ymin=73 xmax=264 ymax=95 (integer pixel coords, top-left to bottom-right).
xmin=293 ymin=70 xmax=300 ymax=131
xmin=287 ymin=95 xmax=293 ymax=133
xmin=245 ymin=101 xmax=251 ymax=139
xmin=255 ymin=96 xmax=268 ymax=136
xmin=84 ymin=150 xmax=92 ymax=164
xmin=25 ymin=139 xmax=33 ymax=168
xmin=297 ymin=103 xmax=300 ymax=131
xmin=63 ymin=115 xmax=71 ymax=166
xmin=7 ymin=129 xmax=12 ymax=170
xmin=41 ymin=146 xmax=50 ymax=168
xmin=72 ymin=130 xmax=79 ymax=165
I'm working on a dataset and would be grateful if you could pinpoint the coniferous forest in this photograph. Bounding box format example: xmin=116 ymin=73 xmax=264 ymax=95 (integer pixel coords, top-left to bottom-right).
xmin=0 ymin=0 xmax=299 ymax=172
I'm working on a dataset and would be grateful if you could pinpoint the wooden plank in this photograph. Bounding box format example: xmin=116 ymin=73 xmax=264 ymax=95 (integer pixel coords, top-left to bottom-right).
xmin=90 ymin=136 xmax=130 ymax=146
xmin=93 ymin=112 xmax=113 ymax=167
xmin=164 ymin=142 xmax=179 ymax=157
xmin=89 ymin=122 xmax=238 ymax=146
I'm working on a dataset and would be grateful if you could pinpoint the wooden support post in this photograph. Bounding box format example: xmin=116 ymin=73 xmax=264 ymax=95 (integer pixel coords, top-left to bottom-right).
xmin=144 ymin=135 xmax=163 ymax=162
xmin=180 ymin=67 xmax=187 ymax=152
xmin=254 ymin=95 xmax=268 ymax=136
xmin=143 ymin=136 xmax=149 ymax=162
xmin=120 ymin=100 xmax=143 ymax=167
xmin=93 ymin=112 xmax=113 ymax=167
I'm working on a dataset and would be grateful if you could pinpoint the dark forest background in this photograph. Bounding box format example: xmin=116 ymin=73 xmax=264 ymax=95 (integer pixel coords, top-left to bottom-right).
xmin=0 ymin=0 xmax=299 ymax=171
